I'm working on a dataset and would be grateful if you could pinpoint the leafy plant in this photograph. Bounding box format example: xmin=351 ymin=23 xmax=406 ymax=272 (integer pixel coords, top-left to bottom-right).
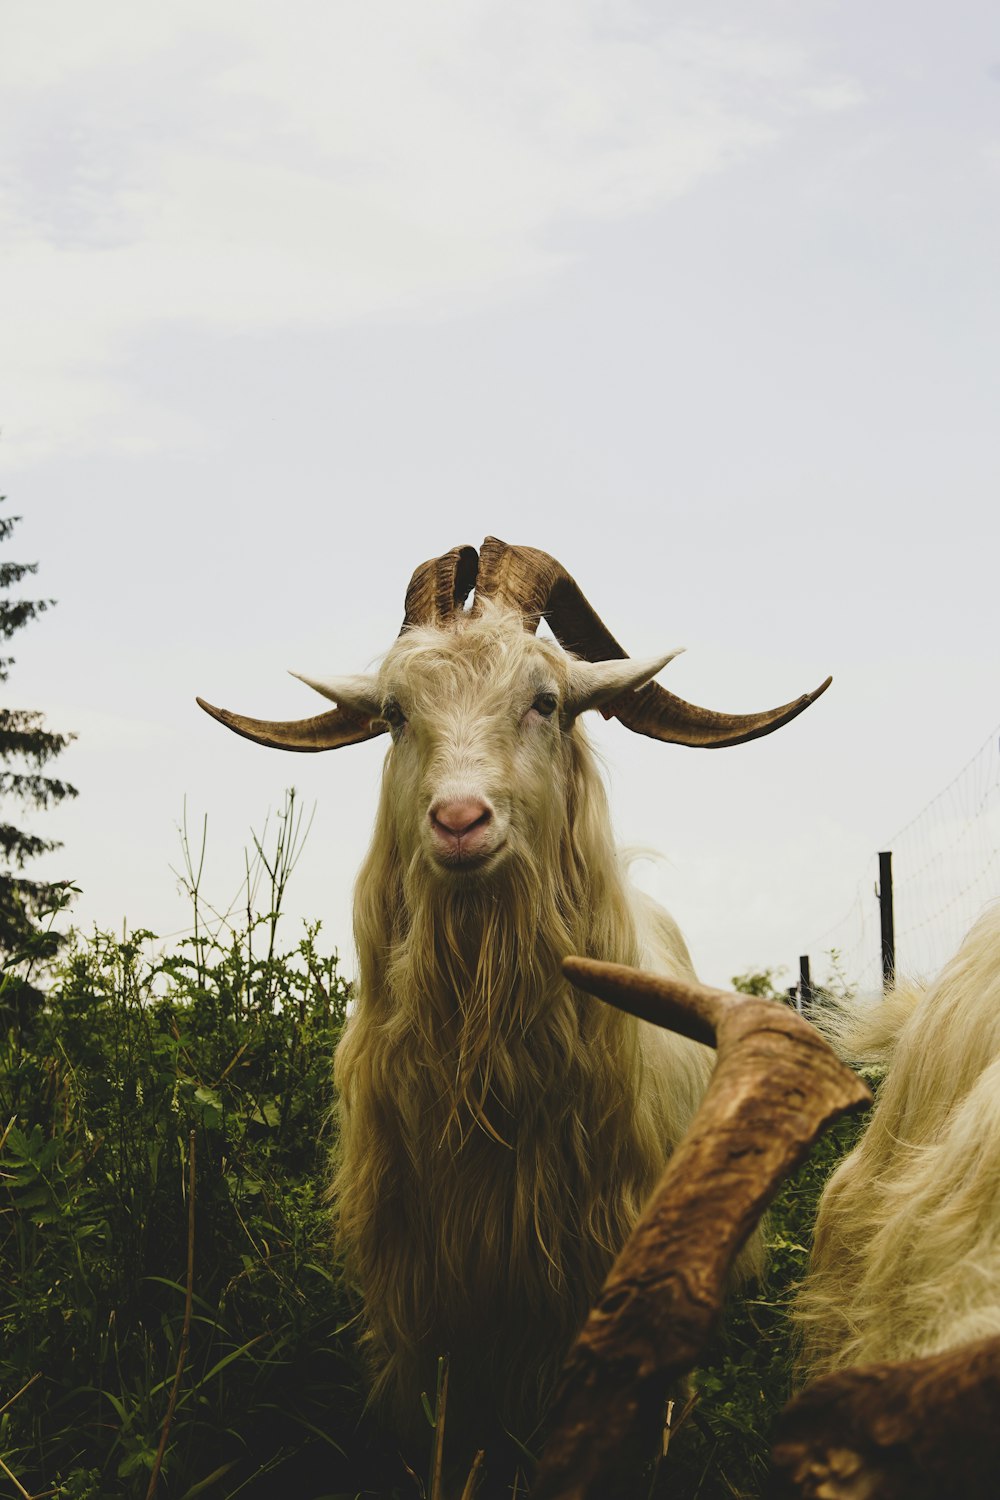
xmin=0 ymin=797 xmax=381 ymax=1500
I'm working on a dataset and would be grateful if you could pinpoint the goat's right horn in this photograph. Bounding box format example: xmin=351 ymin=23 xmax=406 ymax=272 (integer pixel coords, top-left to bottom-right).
xmin=196 ymin=542 xmax=481 ymax=751
xmin=473 ymin=536 xmax=831 ymax=748
xmin=195 ymin=697 xmax=383 ymax=753
xmin=401 ymin=543 xmax=479 ymax=631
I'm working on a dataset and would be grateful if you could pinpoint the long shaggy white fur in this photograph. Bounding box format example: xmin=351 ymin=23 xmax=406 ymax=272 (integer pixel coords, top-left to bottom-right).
xmin=331 ymin=605 xmax=720 ymax=1441
xmin=794 ymin=902 xmax=1000 ymax=1378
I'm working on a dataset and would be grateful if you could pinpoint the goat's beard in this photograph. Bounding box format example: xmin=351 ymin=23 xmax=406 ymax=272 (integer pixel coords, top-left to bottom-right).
xmin=391 ymin=823 xmax=579 ymax=1149
xmin=336 ymin=744 xmax=689 ymax=1446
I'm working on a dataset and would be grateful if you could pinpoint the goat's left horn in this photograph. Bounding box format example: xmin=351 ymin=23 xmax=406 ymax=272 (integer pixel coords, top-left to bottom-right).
xmin=474 ymin=535 xmax=831 ymax=748
xmin=195 ymin=697 xmax=384 ymax=752
xmin=607 ymin=672 xmax=833 ymax=748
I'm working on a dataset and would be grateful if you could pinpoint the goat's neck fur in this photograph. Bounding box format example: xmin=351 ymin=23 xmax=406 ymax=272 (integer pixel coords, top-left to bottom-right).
xmin=335 ymin=714 xmax=700 ymax=1436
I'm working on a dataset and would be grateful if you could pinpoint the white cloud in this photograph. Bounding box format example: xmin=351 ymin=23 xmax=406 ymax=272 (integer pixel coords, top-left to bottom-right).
xmin=795 ymin=79 xmax=866 ymax=113
xmin=1 ymin=1 xmax=858 ymax=466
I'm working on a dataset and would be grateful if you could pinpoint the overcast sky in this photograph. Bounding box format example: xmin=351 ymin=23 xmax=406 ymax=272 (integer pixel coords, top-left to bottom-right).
xmin=3 ymin=0 xmax=998 ymax=990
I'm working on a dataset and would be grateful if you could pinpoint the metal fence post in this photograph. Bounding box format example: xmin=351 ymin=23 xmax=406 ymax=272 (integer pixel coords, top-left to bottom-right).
xmin=878 ymin=850 xmax=895 ymax=991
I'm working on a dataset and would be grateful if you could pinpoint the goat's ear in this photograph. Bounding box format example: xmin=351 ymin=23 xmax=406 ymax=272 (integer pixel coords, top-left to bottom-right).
xmin=564 ymin=650 xmax=685 ymax=716
xmin=289 ymin=671 xmax=383 ymax=719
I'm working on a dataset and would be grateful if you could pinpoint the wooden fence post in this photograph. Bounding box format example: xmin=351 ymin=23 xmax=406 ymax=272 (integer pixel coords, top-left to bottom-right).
xmin=799 ymin=955 xmax=813 ymax=1014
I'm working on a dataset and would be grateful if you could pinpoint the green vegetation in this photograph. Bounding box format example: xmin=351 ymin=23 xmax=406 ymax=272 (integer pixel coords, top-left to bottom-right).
xmin=0 ymin=802 xmax=867 ymax=1499
xmin=0 ymin=499 xmax=77 ymax=971
xmin=0 ymin=797 xmax=378 ymax=1500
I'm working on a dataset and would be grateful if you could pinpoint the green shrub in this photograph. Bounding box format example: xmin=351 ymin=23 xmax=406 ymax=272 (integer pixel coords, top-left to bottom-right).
xmin=0 ymin=909 xmax=370 ymax=1499
xmin=0 ymin=794 xmax=397 ymax=1499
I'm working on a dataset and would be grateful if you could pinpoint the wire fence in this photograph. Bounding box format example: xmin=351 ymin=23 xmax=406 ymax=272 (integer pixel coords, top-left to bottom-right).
xmin=806 ymin=722 xmax=1000 ymax=994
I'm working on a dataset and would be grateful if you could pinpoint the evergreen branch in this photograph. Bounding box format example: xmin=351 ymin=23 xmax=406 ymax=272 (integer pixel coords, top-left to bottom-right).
xmin=0 ymin=600 xmax=52 ymax=639
xmin=0 ymin=509 xmax=21 ymax=544
xmin=0 ymin=562 xmax=39 ymax=589
xmin=0 ymin=711 xmax=76 ymax=766
xmin=0 ymin=494 xmax=74 ymax=960
xmin=0 ymin=773 xmax=78 ymax=810
xmin=0 ymin=825 xmax=56 ymax=866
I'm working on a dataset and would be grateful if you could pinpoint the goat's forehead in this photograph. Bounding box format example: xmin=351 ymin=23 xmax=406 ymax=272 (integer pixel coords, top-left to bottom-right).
xmin=378 ymin=616 xmax=567 ymax=704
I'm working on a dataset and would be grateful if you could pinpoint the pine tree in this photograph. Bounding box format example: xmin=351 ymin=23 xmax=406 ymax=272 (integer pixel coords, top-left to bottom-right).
xmin=0 ymin=499 xmax=77 ymax=961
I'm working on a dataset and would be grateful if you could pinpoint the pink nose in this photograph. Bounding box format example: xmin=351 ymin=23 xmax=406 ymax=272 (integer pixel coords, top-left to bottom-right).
xmin=430 ymin=798 xmax=492 ymax=839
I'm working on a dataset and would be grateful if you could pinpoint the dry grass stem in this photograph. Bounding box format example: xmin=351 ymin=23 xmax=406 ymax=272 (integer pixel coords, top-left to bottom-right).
xmin=0 ymin=1370 xmax=41 ymax=1419
xmin=0 ymin=1451 xmax=41 ymax=1500
xmin=429 ymin=1354 xmax=450 ymax=1500
xmin=459 ymin=1448 xmax=485 ymax=1500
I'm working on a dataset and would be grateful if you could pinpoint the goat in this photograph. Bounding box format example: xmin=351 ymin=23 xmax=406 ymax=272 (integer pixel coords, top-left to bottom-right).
xmin=794 ymin=902 xmax=1000 ymax=1378
xmin=199 ymin=537 xmax=830 ymax=1452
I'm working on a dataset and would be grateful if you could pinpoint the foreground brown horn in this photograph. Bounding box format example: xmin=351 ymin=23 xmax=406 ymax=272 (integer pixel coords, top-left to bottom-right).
xmin=531 ymin=959 xmax=870 ymax=1500
xmin=474 ymin=536 xmax=831 ymax=747
xmin=197 ymin=537 xmax=830 ymax=751
xmin=770 ymin=1334 xmax=1000 ymax=1500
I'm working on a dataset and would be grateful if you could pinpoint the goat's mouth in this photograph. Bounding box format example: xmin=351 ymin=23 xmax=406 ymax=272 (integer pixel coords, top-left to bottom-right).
xmin=430 ymin=837 xmax=509 ymax=874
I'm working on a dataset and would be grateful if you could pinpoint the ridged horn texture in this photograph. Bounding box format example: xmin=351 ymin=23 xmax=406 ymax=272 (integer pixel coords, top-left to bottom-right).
xmin=533 ymin=958 xmax=871 ymax=1500
xmin=770 ymin=1333 xmax=1000 ymax=1500
xmin=474 ymin=535 xmax=832 ymax=748
xmin=194 ymin=697 xmax=379 ymax=754
xmin=195 ymin=545 xmax=481 ymax=752
xmin=401 ymin=542 xmax=479 ymax=631
xmin=196 ymin=536 xmax=830 ymax=751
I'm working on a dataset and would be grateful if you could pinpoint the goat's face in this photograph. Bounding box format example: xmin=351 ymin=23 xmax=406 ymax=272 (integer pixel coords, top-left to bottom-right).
xmin=378 ymin=611 xmax=575 ymax=881
xmin=294 ymin=605 xmax=680 ymax=887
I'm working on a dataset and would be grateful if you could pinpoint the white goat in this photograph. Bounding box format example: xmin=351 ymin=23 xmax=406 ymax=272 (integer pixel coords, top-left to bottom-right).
xmin=199 ymin=538 xmax=829 ymax=1450
xmin=795 ymin=902 xmax=1000 ymax=1378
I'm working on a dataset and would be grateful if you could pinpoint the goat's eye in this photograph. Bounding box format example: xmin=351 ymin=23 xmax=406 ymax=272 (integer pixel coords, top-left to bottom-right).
xmin=532 ymin=692 xmax=558 ymax=718
xmin=382 ymin=701 xmax=406 ymax=731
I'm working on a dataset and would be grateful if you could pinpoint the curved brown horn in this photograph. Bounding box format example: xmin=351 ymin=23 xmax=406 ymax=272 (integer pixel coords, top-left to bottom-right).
xmin=196 ymin=543 xmax=479 ymax=752
xmin=474 ymin=535 xmax=831 ymax=747
xmin=770 ymin=1332 xmax=1000 ymax=1500
xmin=604 ymin=673 xmax=833 ymax=748
xmin=401 ymin=543 xmax=479 ymax=631
xmin=195 ymin=696 xmax=384 ymax=753
xmin=472 ymin=536 xmax=561 ymax=633
xmin=533 ymin=958 xmax=871 ymax=1500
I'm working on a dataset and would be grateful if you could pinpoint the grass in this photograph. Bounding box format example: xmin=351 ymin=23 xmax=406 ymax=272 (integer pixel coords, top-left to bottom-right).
xmin=0 ymin=803 xmax=867 ymax=1499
